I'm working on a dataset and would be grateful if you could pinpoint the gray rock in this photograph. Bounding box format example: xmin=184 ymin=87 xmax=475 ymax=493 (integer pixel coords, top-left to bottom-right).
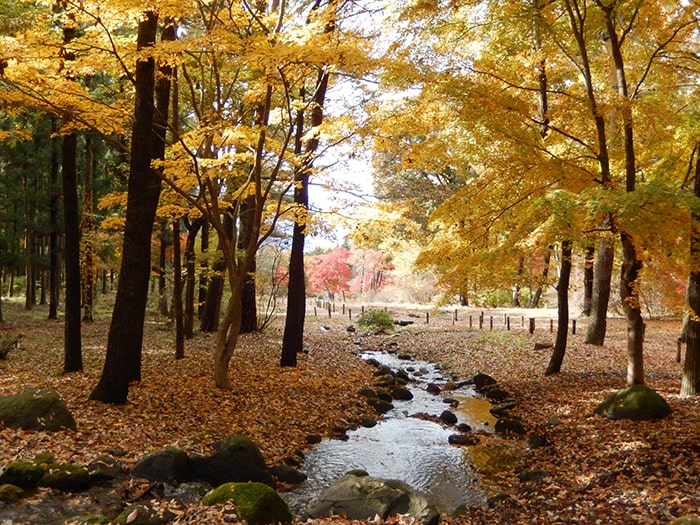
xmin=131 ymin=447 xmax=189 ymax=483
xmin=0 ymin=389 xmax=77 ymax=431
xmin=307 ymin=472 xmax=439 ymax=525
xmin=594 ymin=385 xmax=671 ymax=421
xmin=191 ymin=434 xmax=273 ymax=487
xmin=88 ymin=455 xmax=123 ymax=480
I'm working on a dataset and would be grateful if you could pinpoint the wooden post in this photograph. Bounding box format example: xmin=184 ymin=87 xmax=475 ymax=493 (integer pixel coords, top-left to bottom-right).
xmin=550 ymin=319 xmax=553 ymax=333
xmin=572 ymin=319 xmax=576 ymax=335
xmin=314 ymin=307 xmax=317 ymax=317
xmin=342 ymin=303 xmax=345 ymax=315
xmin=507 ymin=317 xmax=510 ymax=331
xmin=676 ymin=338 xmax=682 ymax=363
xmin=328 ymin=303 xmax=332 ymax=318
xmin=454 ymin=309 xmax=458 ymax=322
xmin=489 ymin=316 xmax=493 ymax=330
xmin=362 ymin=305 xmax=365 ymax=314
xmin=469 ymin=315 xmax=472 ymax=328
xmin=349 ymin=309 xmax=352 ymax=320
xmin=479 ymin=315 xmax=484 ymax=330
xmin=426 ymin=312 xmax=430 ymax=324
xmin=529 ymin=318 xmax=535 ymax=334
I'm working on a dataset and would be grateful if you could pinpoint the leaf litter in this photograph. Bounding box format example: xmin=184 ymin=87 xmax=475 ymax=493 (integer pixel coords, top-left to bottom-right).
xmin=0 ymin=303 xmax=698 ymax=525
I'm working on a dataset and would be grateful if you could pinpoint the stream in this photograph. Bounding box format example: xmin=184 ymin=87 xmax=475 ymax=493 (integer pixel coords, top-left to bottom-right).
xmin=283 ymin=350 xmax=498 ymax=517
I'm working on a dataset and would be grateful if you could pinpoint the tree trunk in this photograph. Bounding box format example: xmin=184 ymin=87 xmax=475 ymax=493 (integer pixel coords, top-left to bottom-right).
xmin=157 ymin=220 xmax=170 ymax=317
xmin=81 ymin=132 xmax=96 ymax=322
xmin=530 ymin=247 xmax=551 ymax=308
xmin=239 ymin=195 xmax=258 ymax=333
xmin=200 ymin=213 xmax=232 ymax=333
xmin=48 ymin=117 xmax=60 ymax=320
xmin=173 ymin=217 xmax=184 ymax=359
xmin=198 ymin=219 xmax=209 ymax=320
xmin=183 ymin=217 xmax=203 ymax=339
xmin=62 ymin=131 xmax=83 ymax=373
xmin=582 ymin=245 xmax=595 ymax=316
xmin=584 ymin=237 xmax=613 ymax=345
xmin=682 ymin=147 xmax=700 ymax=396
xmin=545 ymin=240 xmax=572 ymax=376
xmin=90 ymin=12 xmax=166 ymax=403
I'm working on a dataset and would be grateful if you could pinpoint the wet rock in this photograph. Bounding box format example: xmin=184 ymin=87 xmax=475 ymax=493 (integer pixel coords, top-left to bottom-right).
xmin=448 ymin=434 xmax=479 ymax=446
xmin=131 ymin=447 xmax=189 ymax=484
xmin=270 ymin=464 xmax=307 ymax=485
xmin=426 ymin=383 xmax=441 ymax=395
xmin=113 ymin=504 xmax=167 ymax=525
xmin=307 ymin=472 xmax=439 ymax=525
xmin=306 ymin=434 xmax=322 ymax=444
xmin=482 ymin=384 xmax=511 ymax=401
xmin=517 ymin=469 xmax=547 ymax=482
xmin=439 ymin=410 xmax=458 ymax=425
xmin=489 ymin=401 xmax=517 ymax=417
xmin=471 ymin=373 xmax=497 ymax=391
xmin=457 ymin=423 xmax=472 ymax=433
xmin=367 ymin=397 xmax=394 ymax=414
xmin=375 ymin=373 xmax=396 ymax=387
xmin=390 ymin=384 xmax=414 ymax=401
xmin=594 ymin=385 xmax=671 ymax=421
xmin=202 ymin=481 xmax=292 ymax=524
xmin=360 ymin=415 xmax=378 ymax=428
xmin=0 ymin=389 xmax=77 ymax=431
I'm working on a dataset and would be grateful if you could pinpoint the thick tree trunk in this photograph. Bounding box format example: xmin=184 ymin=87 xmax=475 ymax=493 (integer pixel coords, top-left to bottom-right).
xmin=620 ymin=233 xmax=645 ymax=385
xmin=545 ymin=240 xmax=572 ymax=376
xmin=584 ymin=237 xmax=613 ymax=345
xmin=90 ymin=12 xmax=165 ymax=404
xmin=582 ymin=245 xmax=595 ymax=316
xmin=62 ymin=131 xmax=82 ymax=372
xmin=200 ymin=213 xmax=232 ymax=333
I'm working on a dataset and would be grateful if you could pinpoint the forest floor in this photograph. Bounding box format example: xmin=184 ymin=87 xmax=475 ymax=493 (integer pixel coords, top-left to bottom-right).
xmin=0 ymin=298 xmax=698 ymax=525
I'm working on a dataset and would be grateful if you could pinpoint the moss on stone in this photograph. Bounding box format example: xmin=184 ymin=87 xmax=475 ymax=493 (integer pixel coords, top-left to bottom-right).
xmin=39 ymin=463 xmax=91 ymax=491
xmin=0 ymin=483 xmax=24 ymax=502
xmin=595 ymin=385 xmax=671 ymax=421
xmin=0 ymin=461 xmax=45 ymax=488
xmin=202 ymin=482 xmax=292 ymax=524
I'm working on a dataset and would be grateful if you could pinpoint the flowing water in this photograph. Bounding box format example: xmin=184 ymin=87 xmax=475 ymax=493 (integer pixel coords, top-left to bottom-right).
xmin=283 ymin=350 xmax=498 ymax=516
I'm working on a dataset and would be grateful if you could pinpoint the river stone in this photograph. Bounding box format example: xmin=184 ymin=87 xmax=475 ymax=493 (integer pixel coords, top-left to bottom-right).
xmin=307 ymin=472 xmax=440 ymax=525
xmin=471 ymin=373 xmax=497 ymax=390
xmin=439 ymin=410 xmax=458 ymax=425
xmin=39 ymin=463 xmax=91 ymax=491
xmin=0 ymin=483 xmax=24 ymax=502
xmin=131 ymin=447 xmax=190 ymax=483
xmin=0 ymin=389 xmax=77 ymax=431
xmin=594 ymin=385 xmax=671 ymax=420
xmin=448 ymin=434 xmax=479 ymax=446
xmin=0 ymin=461 xmax=44 ymax=488
xmin=270 ymin=464 xmax=307 ymax=485
xmin=88 ymin=455 xmax=123 ymax=480
xmin=191 ymin=434 xmax=273 ymax=487
xmin=202 ymin=481 xmax=292 ymax=524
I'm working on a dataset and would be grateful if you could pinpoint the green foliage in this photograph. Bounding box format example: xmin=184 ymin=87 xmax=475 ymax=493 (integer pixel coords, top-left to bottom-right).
xmin=357 ymin=309 xmax=395 ymax=334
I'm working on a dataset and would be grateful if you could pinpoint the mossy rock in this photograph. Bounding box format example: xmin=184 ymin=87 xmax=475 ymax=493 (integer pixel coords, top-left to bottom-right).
xmin=389 ymin=385 xmax=414 ymax=401
xmin=367 ymin=397 xmax=393 ymax=414
xmin=0 ymin=483 xmax=24 ymax=502
xmin=670 ymin=517 xmax=700 ymax=525
xmin=517 ymin=469 xmax=547 ymax=482
xmin=39 ymin=463 xmax=91 ymax=491
xmin=359 ymin=387 xmax=376 ymax=398
xmin=202 ymin=482 xmax=292 ymax=524
xmin=0 ymin=461 xmax=44 ymax=488
xmin=32 ymin=452 xmax=56 ymax=466
xmin=594 ymin=385 xmax=671 ymax=421
xmin=375 ymin=388 xmax=393 ymax=402
xmin=360 ymin=415 xmax=377 ymax=428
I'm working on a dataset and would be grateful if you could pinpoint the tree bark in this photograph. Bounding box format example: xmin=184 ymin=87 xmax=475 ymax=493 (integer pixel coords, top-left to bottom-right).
xmin=530 ymin=247 xmax=551 ymax=308
xmin=681 ymin=147 xmax=700 ymax=396
xmin=545 ymin=240 xmax=572 ymax=375
xmin=200 ymin=213 xmax=232 ymax=333
xmin=183 ymin=217 xmax=203 ymax=339
xmin=584 ymin=237 xmax=614 ymax=345
xmin=582 ymin=245 xmax=595 ymax=316
xmin=48 ymin=117 xmax=60 ymax=320
xmin=90 ymin=12 xmax=167 ymax=403
xmin=81 ymin=132 xmax=96 ymax=322
xmin=173 ymin=217 xmax=184 ymax=359
xmin=62 ymin=131 xmax=82 ymax=373
xmin=239 ymin=195 xmax=258 ymax=333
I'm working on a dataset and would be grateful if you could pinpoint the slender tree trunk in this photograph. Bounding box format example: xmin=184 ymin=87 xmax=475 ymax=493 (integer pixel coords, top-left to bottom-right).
xmin=546 ymin=240 xmax=572 ymax=375
xmin=682 ymin=147 xmax=700 ymax=396
xmin=239 ymin=195 xmax=258 ymax=333
xmin=157 ymin=220 xmax=170 ymax=317
xmin=601 ymin=3 xmax=645 ymax=385
xmin=200 ymin=213 xmax=232 ymax=333
xmin=90 ymin=12 xmax=168 ymax=403
xmin=585 ymin=238 xmax=614 ymax=345
xmin=582 ymin=245 xmax=595 ymax=316
xmin=530 ymin=247 xmax=551 ymax=308
xmin=513 ymin=257 xmax=523 ymax=307
xmin=81 ymin=132 xmax=96 ymax=322
xmin=198 ymin=220 xmax=209 ymax=320
xmin=183 ymin=217 xmax=203 ymax=339
xmin=62 ymin=130 xmax=82 ymax=372
xmin=173 ymin=218 xmax=184 ymax=359
xmin=49 ymin=117 xmax=60 ymax=320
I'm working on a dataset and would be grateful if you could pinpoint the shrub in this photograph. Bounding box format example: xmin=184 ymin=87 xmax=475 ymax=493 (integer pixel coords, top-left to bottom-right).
xmin=357 ymin=309 xmax=394 ymax=334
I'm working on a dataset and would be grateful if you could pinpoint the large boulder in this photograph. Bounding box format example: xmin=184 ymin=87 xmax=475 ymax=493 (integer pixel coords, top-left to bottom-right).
xmin=0 ymin=389 xmax=77 ymax=431
xmin=202 ymin=481 xmax=292 ymax=524
xmin=306 ymin=472 xmax=440 ymax=525
xmin=594 ymin=385 xmax=671 ymax=421
xmin=191 ymin=434 xmax=273 ymax=487
xmin=131 ymin=448 xmax=190 ymax=484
